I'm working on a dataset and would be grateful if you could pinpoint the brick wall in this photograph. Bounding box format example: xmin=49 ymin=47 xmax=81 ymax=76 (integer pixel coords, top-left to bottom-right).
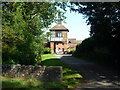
xmin=56 ymin=43 xmax=68 ymax=52
xmin=62 ymin=31 xmax=68 ymax=43
xmin=50 ymin=42 xmax=54 ymax=53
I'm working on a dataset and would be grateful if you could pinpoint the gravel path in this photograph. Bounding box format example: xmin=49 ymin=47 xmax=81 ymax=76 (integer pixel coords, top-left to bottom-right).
xmin=55 ymin=54 xmax=120 ymax=89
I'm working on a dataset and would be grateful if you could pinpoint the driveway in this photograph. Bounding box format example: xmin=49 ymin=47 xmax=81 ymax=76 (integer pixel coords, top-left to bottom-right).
xmin=55 ymin=54 xmax=120 ymax=88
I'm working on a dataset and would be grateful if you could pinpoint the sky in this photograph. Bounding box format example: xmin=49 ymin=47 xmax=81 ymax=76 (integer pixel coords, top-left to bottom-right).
xmin=48 ymin=8 xmax=91 ymax=40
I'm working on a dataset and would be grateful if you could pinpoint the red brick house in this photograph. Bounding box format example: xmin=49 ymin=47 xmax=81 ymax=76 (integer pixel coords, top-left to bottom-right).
xmin=49 ymin=19 xmax=69 ymax=53
xmin=49 ymin=19 xmax=77 ymax=53
xmin=68 ymin=38 xmax=77 ymax=50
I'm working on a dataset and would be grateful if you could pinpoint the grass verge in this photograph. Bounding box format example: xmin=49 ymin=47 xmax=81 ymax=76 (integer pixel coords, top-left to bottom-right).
xmin=41 ymin=54 xmax=83 ymax=88
xmin=2 ymin=54 xmax=83 ymax=88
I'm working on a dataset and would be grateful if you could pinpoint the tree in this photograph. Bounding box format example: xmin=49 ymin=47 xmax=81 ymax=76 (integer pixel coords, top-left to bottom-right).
xmin=69 ymin=3 xmax=119 ymax=37
xmin=2 ymin=2 xmax=65 ymax=65
xmin=67 ymin=2 xmax=120 ymax=67
xmin=68 ymin=3 xmax=119 ymax=48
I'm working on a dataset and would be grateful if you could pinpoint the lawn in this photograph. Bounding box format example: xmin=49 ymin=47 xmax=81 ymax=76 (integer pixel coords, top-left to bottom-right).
xmin=2 ymin=54 xmax=83 ymax=88
xmin=41 ymin=54 xmax=64 ymax=66
xmin=41 ymin=54 xmax=83 ymax=88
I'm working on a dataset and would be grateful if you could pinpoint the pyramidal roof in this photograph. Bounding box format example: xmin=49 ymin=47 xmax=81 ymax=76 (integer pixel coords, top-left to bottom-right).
xmin=50 ymin=24 xmax=69 ymax=31
xmin=50 ymin=19 xmax=69 ymax=31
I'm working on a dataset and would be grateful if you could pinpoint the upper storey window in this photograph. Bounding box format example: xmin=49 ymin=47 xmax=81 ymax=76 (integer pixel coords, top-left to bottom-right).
xmin=55 ymin=32 xmax=63 ymax=37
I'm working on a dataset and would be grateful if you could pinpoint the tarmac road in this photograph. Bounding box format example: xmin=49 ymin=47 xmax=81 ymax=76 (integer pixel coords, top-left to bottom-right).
xmin=55 ymin=54 xmax=120 ymax=89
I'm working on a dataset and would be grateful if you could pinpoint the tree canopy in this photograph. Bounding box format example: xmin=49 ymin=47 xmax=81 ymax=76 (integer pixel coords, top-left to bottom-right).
xmin=2 ymin=2 xmax=65 ymax=65
xmin=69 ymin=2 xmax=120 ymax=67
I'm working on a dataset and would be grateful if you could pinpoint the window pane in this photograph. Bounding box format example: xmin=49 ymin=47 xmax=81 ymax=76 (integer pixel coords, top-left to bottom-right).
xmin=55 ymin=32 xmax=62 ymax=37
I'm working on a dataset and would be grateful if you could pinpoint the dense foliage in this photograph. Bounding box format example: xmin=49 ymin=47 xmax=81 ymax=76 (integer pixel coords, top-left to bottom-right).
xmin=2 ymin=2 xmax=65 ymax=65
xmin=70 ymin=2 xmax=120 ymax=68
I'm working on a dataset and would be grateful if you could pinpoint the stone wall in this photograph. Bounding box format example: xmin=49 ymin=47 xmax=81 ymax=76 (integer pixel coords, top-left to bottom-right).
xmin=2 ymin=64 xmax=62 ymax=82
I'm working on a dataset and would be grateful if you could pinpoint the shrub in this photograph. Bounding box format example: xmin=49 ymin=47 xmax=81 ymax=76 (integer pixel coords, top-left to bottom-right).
xmin=44 ymin=48 xmax=51 ymax=54
xmin=73 ymin=37 xmax=119 ymax=69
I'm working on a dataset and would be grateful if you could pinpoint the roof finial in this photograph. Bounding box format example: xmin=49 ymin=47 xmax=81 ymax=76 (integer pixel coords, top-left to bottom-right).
xmin=57 ymin=18 xmax=62 ymax=25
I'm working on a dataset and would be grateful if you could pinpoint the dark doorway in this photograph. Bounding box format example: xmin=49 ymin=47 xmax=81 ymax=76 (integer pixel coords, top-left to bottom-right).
xmin=54 ymin=42 xmax=56 ymax=53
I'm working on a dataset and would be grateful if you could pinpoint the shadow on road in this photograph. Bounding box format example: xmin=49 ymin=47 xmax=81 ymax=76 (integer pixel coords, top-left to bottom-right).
xmin=56 ymin=54 xmax=120 ymax=88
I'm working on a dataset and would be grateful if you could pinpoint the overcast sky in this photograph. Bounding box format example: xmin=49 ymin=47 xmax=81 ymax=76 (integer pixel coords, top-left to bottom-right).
xmin=49 ymin=8 xmax=90 ymax=40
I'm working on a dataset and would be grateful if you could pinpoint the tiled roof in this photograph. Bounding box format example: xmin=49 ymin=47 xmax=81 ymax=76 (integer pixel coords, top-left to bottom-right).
xmin=50 ymin=25 xmax=69 ymax=31
xmin=68 ymin=38 xmax=77 ymax=44
xmin=68 ymin=38 xmax=76 ymax=40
